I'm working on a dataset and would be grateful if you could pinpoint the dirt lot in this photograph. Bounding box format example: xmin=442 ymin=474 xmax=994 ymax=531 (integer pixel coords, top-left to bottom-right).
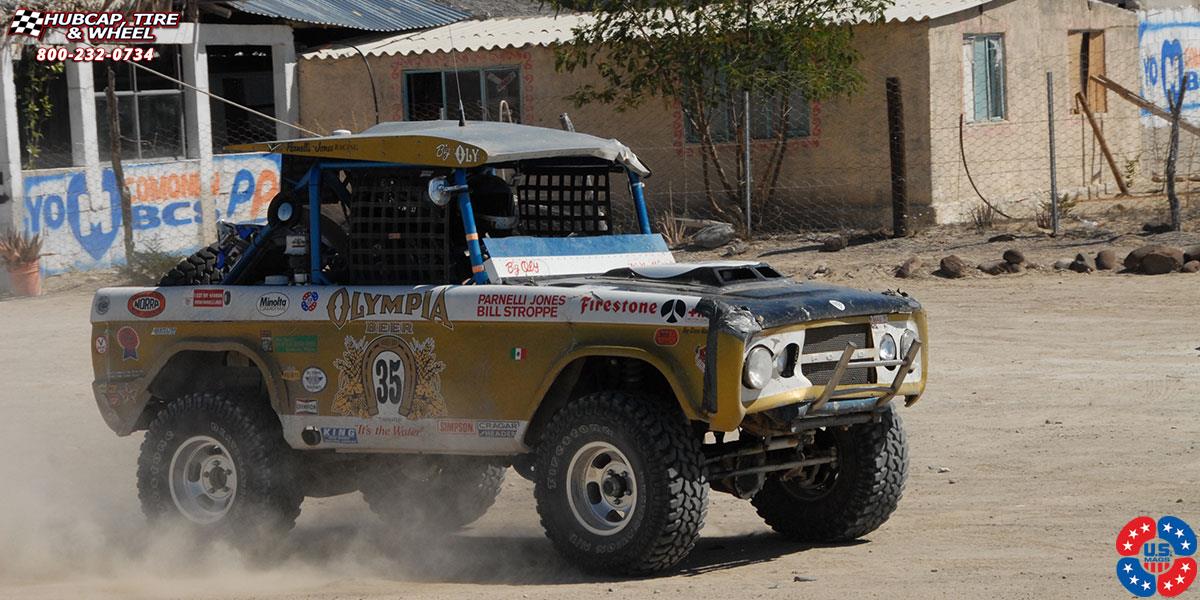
xmin=1 ymin=232 xmax=1199 ymax=600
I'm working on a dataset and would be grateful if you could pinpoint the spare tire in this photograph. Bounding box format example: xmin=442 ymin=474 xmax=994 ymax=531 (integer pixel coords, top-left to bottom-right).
xmin=158 ymin=243 xmax=234 ymax=286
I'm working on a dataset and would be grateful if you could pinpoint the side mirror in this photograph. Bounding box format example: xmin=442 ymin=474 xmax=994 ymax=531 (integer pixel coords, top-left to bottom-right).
xmin=427 ymin=176 xmax=452 ymax=207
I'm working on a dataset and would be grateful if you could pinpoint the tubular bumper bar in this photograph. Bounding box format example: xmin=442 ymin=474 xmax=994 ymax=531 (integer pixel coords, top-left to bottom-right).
xmin=808 ymin=340 xmax=922 ymax=413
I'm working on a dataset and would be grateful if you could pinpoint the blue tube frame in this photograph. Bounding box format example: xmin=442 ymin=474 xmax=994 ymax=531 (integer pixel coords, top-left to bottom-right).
xmin=629 ymin=171 xmax=652 ymax=234
xmin=226 ymin=160 xmax=645 ymax=286
xmin=455 ymin=168 xmax=489 ymax=283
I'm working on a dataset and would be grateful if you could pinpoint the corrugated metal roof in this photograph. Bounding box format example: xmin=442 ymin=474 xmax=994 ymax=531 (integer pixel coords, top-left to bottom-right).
xmin=301 ymin=1 xmax=996 ymax=60
xmin=882 ymin=0 xmax=993 ymax=23
xmin=229 ymin=0 xmax=471 ymax=32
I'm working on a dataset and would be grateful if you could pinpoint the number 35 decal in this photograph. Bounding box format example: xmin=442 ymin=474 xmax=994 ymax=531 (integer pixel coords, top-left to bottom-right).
xmin=362 ymin=336 xmax=416 ymax=417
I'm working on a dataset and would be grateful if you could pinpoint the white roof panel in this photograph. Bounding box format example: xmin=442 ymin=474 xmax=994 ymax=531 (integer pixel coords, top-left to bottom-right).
xmin=301 ymin=1 xmax=996 ymax=61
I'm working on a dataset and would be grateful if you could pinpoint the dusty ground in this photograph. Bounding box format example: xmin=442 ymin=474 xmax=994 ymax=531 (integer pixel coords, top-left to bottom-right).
xmin=1 ymin=230 xmax=1199 ymax=600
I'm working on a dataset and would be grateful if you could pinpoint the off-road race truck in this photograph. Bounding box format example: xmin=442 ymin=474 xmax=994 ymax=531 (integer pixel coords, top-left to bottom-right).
xmin=91 ymin=121 xmax=927 ymax=575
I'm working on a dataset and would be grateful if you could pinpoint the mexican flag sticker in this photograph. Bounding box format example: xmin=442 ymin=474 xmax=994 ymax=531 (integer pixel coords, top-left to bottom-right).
xmin=511 ymin=347 xmax=525 ymax=361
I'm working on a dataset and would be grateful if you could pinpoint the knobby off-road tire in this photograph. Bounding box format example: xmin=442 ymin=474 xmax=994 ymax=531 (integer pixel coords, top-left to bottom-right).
xmin=137 ymin=392 xmax=302 ymax=546
xmin=158 ymin=243 xmax=231 ymax=286
xmin=534 ymin=391 xmax=708 ymax=575
xmin=751 ymin=407 xmax=908 ymax=542
xmin=360 ymin=458 xmax=506 ymax=531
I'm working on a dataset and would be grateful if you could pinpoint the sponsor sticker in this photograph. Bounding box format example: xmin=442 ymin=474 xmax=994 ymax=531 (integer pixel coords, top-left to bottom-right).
xmin=116 ymin=326 xmax=140 ymax=360
xmin=660 ymin=299 xmax=687 ymax=323
xmin=694 ymin=346 xmax=708 ymax=372
xmin=257 ymin=292 xmax=289 ymax=317
xmin=280 ymin=365 xmax=300 ymax=381
xmin=294 ymin=399 xmax=319 ymax=415
xmin=274 ymin=335 xmax=318 ymax=353
xmin=438 ymin=420 xmax=476 ymax=434
xmin=301 ymin=367 xmax=327 ymax=393
xmin=192 ymin=288 xmax=228 ymax=308
xmin=94 ymin=335 xmax=108 ymax=354
xmin=260 ymin=330 xmax=273 ymax=352
xmin=1115 ymin=515 xmax=1196 ymax=597
xmin=150 ymin=326 xmax=176 ymax=336
xmin=127 ymin=291 xmax=165 ymax=318
xmin=511 ymin=347 xmax=525 ymax=361
xmin=320 ymin=427 xmax=358 ymax=445
xmin=301 ymin=291 xmax=320 ymax=312
xmin=654 ymin=328 xmax=680 ymax=346
xmin=326 ymin=287 xmax=452 ymax=330
xmin=477 ymin=420 xmax=520 ymax=439
xmin=95 ymin=295 xmax=110 ymax=315
xmin=476 ymin=292 xmax=566 ymax=319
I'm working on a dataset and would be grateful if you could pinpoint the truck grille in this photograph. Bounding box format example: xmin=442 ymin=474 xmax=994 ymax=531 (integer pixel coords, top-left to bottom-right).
xmin=801 ymin=324 xmax=874 ymax=385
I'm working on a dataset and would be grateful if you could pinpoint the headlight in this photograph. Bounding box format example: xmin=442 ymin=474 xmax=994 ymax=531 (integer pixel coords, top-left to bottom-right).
xmin=879 ymin=333 xmax=898 ymax=363
xmin=742 ymin=345 xmax=774 ymax=389
xmin=900 ymin=329 xmax=918 ymax=359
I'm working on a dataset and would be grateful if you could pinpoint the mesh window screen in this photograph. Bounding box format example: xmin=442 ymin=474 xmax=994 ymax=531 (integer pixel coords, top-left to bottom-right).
xmin=517 ymin=166 xmax=611 ymax=236
xmin=343 ymin=170 xmax=454 ymax=285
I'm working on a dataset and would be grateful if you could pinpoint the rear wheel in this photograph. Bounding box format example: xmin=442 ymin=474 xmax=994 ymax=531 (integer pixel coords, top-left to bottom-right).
xmin=534 ymin=391 xmax=708 ymax=575
xmin=137 ymin=392 xmax=302 ymax=544
xmin=751 ymin=407 xmax=908 ymax=542
xmin=360 ymin=457 xmax=505 ymax=532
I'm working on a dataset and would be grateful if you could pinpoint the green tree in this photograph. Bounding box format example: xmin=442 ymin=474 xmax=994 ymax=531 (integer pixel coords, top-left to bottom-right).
xmin=552 ymin=0 xmax=891 ymax=229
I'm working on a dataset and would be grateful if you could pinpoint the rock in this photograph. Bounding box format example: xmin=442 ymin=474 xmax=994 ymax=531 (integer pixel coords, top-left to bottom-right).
xmin=1124 ymin=245 xmax=1159 ymax=272
xmin=1069 ymin=253 xmax=1095 ymax=273
xmin=937 ymin=255 xmax=969 ymax=278
xmin=719 ymin=239 xmax=748 ymax=257
xmin=1184 ymin=245 xmax=1200 ymax=264
xmin=1095 ymin=249 xmax=1118 ymax=270
xmin=895 ymin=256 xmax=922 ymax=279
xmin=1006 ymin=262 xmax=1025 ymax=274
xmin=805 ymin=264 xmax=831 ymax=279
xmin=1075 ymin=253 xmax=1094 ymax=272
xmin=1053 ymin=259 xmax=1073 ymax=271
xmin=819 ymin=236 xmax=847 ymax=253
xmin=1183 ymin=260 xmax=1200 ymax=273
xmin=937 ymin=467 xmax=951 ymax=474
xmin=988 ymin=233 xmax=1017 ymax=242
xmin=690 ymin=222 xmax=736 ymax=249
xmin=1138 ymin=246 xmax=1185 ymax=275
xmin=1002 ymin=249 xmax=1025 ymax=265
xmin=978 ymin=259 xmax=1009 ymax=275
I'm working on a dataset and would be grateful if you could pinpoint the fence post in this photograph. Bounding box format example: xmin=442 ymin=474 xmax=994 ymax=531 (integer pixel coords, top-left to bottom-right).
xmin=743 ymin=89 xmax=752 ymax=237
xmin=886 ymin=77 xmax=908 ymax=237
xmin=1046 ymin=71 xmax=1059 ymax=236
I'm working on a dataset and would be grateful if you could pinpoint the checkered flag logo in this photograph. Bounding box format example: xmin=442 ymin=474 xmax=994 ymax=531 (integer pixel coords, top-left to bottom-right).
xmin=8 ymin=8 xmax=45 ymax=38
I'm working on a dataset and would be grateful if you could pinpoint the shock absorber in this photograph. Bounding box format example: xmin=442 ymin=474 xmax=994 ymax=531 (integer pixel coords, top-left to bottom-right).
xmin=619 ymin=359 xmax=644 ymax=389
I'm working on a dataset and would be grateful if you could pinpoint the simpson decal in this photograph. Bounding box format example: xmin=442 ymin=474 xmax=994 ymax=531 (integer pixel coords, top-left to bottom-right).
xmin=294 ymin=399 xmax=319 ymax=415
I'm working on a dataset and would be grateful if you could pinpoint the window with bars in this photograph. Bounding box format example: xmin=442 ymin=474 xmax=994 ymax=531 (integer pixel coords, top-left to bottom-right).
xmin=516 ymin=166 xmax=612 ymax=236
xmin=93 ymin=46 xmax=186 ymax=161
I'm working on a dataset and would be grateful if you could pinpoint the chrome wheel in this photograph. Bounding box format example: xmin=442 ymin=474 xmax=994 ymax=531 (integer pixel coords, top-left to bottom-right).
xmin=566 ymin=441 xmax=638 ymax=536
xmin=168 ymin=435 xmax=238 ymax=524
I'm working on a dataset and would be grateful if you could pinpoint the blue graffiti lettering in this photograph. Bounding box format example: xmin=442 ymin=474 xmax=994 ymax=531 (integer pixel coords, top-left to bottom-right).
xmin=1146 ymin=56 xmax=1159 ymax=87
xmin=67 ymin=172 xmax=120 ymax=261
xmin=162 ymin=201 xmax=194 ymax=226
xmin=132 ymin=204 xmax=159 ymax=229
xmin=44 ymin=195 xmax=65 ymax=229
xmin=1162 ymin=38 xmax=1185 ymax=106
xmin=23 ymin=195 xmax=43 ymax=232
xmin=225 ymin=169 xmax=255 ymax=218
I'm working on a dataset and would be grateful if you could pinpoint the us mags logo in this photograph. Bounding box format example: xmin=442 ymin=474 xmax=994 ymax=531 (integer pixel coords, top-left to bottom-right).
xmin=1116 ymin=515 xmax=1196 ymax=597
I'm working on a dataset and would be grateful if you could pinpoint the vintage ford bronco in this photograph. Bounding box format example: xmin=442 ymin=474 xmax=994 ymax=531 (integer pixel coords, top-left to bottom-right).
xmin=91 ymin=121 xmax=927 ymax=574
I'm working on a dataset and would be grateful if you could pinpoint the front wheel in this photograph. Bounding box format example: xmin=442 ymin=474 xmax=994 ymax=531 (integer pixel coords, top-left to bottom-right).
xmin=751 ymin=407 xmax=908 ymax=542
xmin=136 ymin=392 xmax=302 ymax=543
xmin=534 ymin=391 xmax=708 ymax=575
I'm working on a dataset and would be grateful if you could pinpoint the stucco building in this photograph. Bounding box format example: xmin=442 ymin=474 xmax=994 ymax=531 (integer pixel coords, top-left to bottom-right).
xmin=298 ymin=0 xmax=1141 ymax=229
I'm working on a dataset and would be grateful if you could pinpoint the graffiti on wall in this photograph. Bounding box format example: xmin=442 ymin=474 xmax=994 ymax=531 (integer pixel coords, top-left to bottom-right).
xmin=1139 ymin=8 xmax=1200 ymax=126
xmin=22 ymin=153 xmax=281 ymax=274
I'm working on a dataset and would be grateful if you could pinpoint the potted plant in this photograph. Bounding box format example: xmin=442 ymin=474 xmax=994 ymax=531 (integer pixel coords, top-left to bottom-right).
xmin=0 ymin=230 xmax=44 ymax=296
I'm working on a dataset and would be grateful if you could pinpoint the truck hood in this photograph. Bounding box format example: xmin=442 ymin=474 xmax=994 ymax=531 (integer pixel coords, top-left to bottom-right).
xmin=545 ymin=261 xmax=921 ymax=328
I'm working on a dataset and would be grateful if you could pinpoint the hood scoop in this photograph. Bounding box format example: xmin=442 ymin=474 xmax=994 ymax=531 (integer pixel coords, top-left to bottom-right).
xmin=602 ymin=261 xmax=787 ymax=287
